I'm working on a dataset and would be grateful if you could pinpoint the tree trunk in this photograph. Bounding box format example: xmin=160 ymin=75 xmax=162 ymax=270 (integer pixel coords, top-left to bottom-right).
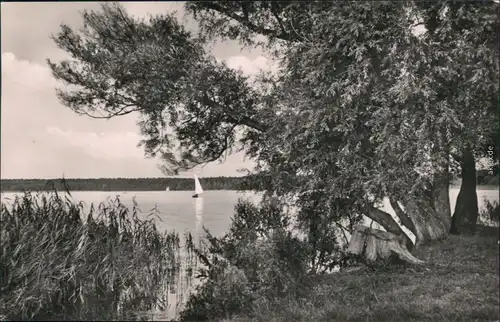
xmin=401 ymin=129 xmax=452 ymax=245
xmin=450 ymin=147 xmax=478 ymax=235
xmin=431 ymin=166 xmax=452 ymax=223
xmin=429 ymin=125 xmax=452 ymax=232
xmin=401 ymin=196 xmax=450 ymax=247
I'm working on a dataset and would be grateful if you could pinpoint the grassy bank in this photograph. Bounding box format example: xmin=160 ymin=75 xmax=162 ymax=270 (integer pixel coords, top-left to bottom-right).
xmin=221 ymin=226 xmax=499 ymax=322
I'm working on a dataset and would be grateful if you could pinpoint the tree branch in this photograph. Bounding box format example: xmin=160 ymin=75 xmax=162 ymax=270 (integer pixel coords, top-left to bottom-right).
xmin=175 ymin=123 xmax=239 ymax=173
xmin=450 ymin=151 xmax=463 ymax=163
xmin=197 ymin=2 xmax=299 ymax=42
xmin=271 ymin=5 xmax=288 ymax=37
xmin=201 ymin=93 xmax=268 ymax=132
xmin=74 ymin=104 xmax=140 ymax=119
xmin=365 ymin=206 xmax=413 ymax=248
xmin=389 ymin=196 xmax=416 ymax=235
xmin=201 ymin=123 xmax=239 ymax=165
xmin=332 ymin=220 xmax=350 ymax=245
xmin=289 ymin=17 xmax=313 ymax=45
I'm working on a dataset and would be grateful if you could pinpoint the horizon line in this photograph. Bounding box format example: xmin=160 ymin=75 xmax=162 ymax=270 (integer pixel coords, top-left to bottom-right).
xmin=0 ymin=176 xmax=247 ymax=180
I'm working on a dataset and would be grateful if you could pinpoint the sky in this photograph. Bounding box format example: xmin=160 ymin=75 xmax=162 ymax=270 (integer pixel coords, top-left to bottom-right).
xmin=1 ymin=2 xmax=275 ymax=179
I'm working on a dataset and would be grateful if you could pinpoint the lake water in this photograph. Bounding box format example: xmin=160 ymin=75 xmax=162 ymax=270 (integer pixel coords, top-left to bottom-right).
xmin=3 ymin=189 xmax=497 ymax=242
xmin=1 ymin=188 xmax=498 ymax=320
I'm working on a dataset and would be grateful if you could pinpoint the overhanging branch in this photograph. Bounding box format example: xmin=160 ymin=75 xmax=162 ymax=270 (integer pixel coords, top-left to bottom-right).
xmin=74 ymin=104 xmax=140 ymax=119
xmin=201 ymin=93 xmax=268 ymax=132
xmin=196 ymin=2 xmax=299 ymax=42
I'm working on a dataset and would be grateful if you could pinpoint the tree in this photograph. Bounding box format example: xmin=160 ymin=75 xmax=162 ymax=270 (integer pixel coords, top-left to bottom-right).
xmin=410 ymin=1 xmax=499 ymax=235
xmin=47 ymin=1 xmax=498 ymax=265
xmin=192 ymin=0 xmax=499 ymax=241
xmin=47 ymin=3 xmax=267 ymax=176
xmin=185 ymin=0 xmax=483 ymax=259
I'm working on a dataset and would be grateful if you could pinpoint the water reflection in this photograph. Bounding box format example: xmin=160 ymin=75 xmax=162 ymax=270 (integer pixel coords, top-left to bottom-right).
xmin=129 ymin=199 xmax=206 ymax=321
xmin=195 ymin=197 xmax=204 ymax=248
xmin=143 ymin=197 xmax=205 ymax=321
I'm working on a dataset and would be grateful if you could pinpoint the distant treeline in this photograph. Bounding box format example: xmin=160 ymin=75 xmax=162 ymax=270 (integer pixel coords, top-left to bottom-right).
xmin=452 ymin=169 xmax=498 ymax=186
xmin=0 ymin=176 xmax=247 ymax=192
xmin=475 ymin=170 xmax=499 ymax=186
xmin=1 ymin=171 xmax=497 ymax=193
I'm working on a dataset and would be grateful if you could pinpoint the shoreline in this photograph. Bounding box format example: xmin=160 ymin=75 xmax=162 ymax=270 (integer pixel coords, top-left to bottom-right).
xmin=1 ymin=185 xmax=498 ymax=193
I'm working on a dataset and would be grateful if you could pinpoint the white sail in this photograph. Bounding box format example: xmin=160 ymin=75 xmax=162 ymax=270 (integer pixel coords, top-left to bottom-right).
xmin=166 ymin=187 xmax=170 ymax=191
xmin=194 ymin=174 xmax=204 ymax=195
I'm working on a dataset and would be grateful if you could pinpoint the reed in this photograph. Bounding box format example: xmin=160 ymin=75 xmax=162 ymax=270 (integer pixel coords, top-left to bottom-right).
xmin=0 ymin=182 xmax=186 ymax=320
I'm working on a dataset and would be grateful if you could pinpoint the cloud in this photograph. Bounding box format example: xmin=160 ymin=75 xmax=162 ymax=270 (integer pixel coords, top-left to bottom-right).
xmin=1 ymin=52 xmax=63 ymax=134
xmin=412 ymin=24 xmax=426 ymax=36
xmin=1 ymin=51 xmax=157 ymax=178
xmin=2 ymin=52 xmax=56 ymax=91
xmin=46 ymin=126 xmax=145 ymax=160
xmin=225 ymin=55 xmax=278 ymax=76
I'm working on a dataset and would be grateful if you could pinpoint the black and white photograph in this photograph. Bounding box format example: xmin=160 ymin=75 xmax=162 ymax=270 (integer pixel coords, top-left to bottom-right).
xmin=1 ymin=1 xmax=499 ymax=321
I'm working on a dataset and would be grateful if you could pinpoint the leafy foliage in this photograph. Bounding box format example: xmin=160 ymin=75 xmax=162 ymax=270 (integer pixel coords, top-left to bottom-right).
xmin=412 ymin=1 xmax=499 ymax=158
xmin=184 ymin=0 xmax=498 ymax=237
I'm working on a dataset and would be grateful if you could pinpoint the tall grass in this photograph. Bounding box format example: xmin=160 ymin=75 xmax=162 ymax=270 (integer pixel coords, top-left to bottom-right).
xmin=0 ymin=183 xmax=189 ymax=320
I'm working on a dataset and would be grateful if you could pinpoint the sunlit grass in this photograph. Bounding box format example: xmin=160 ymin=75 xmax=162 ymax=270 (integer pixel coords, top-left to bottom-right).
xmin=0 ymin=182 xmax=192 ymax=321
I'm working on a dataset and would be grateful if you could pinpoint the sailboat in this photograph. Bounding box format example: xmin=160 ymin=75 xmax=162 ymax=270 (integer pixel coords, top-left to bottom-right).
xmin=192 ymin=174 xmax=204 ymax=198
xmin=165 ymin=186 xmax=170 ymax=192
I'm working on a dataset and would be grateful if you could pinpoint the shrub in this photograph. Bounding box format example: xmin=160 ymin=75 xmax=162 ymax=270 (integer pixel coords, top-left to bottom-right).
xmin=479 ymin=198 xmax=499 ymax=226
xmin=0 ymin=186 xmax=185 ymax=320
xmin=179 ymin=198 xmax=313 ymax=321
